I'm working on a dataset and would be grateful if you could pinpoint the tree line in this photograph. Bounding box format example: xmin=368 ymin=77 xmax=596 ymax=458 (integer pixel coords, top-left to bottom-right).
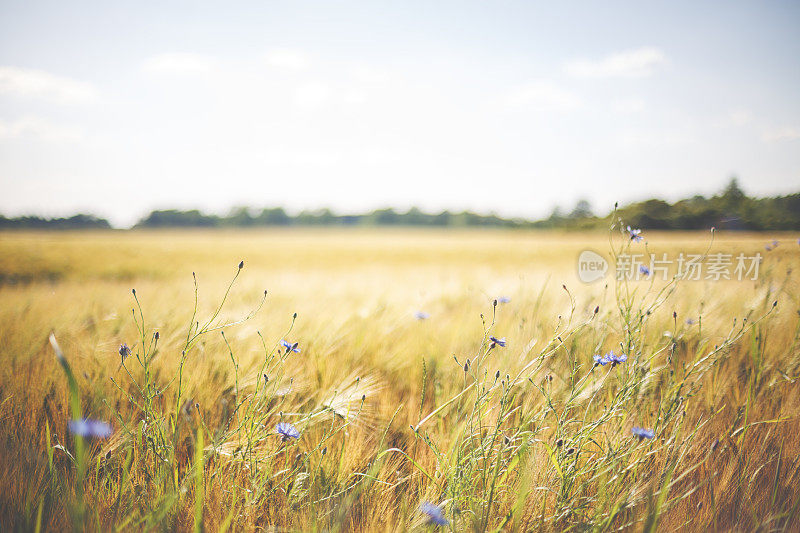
xmin=134 ymin=207 xmax=526 ymax=228
xmin=1 ymin=179 xmax=797 ymax=230
xmin=0 ymin=214 xmax=111 ymax=230
xmin=537 ymin=179 xmax=800 ymax=231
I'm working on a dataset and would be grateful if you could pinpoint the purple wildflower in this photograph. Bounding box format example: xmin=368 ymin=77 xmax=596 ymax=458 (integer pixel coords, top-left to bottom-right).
xmin=280 ymin=340 xmax=300 ymax=354
xmin=489 ymin=336 xmax=506 ymax=348
xmin=420 ymin=502 xmax=449 ymax=526
xmin=606 ymin=351 xmax=627 ymax=365
xmin=276 ymin=422 xmax=300 ymax=441
xmin=414 ymin=311 xmax=430 ymax=320
xmin=593 ymin=354 xmax=609 ymax=366
xmin=631 ymin=426 xmax=655 ymax=440
xmin=639 ymin=265 xmax=650 ymax=276
xmin=68 ymin=419 xmax=113 ymax=439
xmin=627 ymin=226 xmax=643 ymax=242
xmin=119 ymin=343 xmax=131 ymax=364
xmin=497 ymin=296 xmax=511 ymax=304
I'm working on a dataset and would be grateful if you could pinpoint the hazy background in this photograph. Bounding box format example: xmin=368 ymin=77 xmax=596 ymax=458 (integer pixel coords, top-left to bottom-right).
xmin=1 ymin=0 xmax=799 ymax=228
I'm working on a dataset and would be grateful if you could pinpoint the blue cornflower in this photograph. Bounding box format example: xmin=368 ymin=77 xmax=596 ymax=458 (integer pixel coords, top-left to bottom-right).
xmin=627 ymin=226 xmax=643 ymax=242
xmin=685 ymin=318 xmax=695 ymax=325
xmin=631 ymin=426 xmax=655 ymax=440
xmin=420 ymin=502 xmax=449 ymax=526
xmin=772 ymin=240 xmax=779 ymax=248
xmin=68 ymin=419 xmax=113 ymax=439
xmin=276 ymin=422 xmax=300 ymax=441
xmin=497 ymin=296 xmax=511 ymax=304
xmin=414 ymin=311 xmax=430 ymax=320
xmin=606 ymin=351 xmax=627 ymax=365
xmin=639 ymin=265 xmax=650 ymax=276
xmin=595 ymin=351 xmax=626 ymax=367
xmin=119 ymin=343 xmax=131 ymax=364
xmin=489 ymin=336 xmax=506 ymax=348
xmin=280 ymin=339 xmax=300 ymax=354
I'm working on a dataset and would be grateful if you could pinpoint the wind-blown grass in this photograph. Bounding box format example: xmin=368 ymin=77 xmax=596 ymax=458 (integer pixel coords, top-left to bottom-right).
xmin=0 ymin=227 xmax=798 ymax=531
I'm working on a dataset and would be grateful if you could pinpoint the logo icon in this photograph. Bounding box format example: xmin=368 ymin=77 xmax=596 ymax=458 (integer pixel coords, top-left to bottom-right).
xmin=577 ymin=250 xmax=608 ymax=283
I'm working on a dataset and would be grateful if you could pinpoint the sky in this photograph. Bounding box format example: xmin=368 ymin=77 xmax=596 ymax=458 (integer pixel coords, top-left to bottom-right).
xmin=0 ymin=0 xmax=799 ymax=228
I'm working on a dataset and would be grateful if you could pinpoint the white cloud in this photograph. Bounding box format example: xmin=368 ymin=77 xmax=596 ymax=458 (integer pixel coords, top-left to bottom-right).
xmin=614 ymin=130 xmax=693 ymax=149
xmin=504 ymin=81 xmax=581 ymax=111
xmin=762 ymin=126 xmax=800 ymax=143
xmin=0 ymin=116 xmax=84 ymax=142
xmin=142 ymin=53 xmax=215 ymax=74
xmin=350 ymin=65 xmax=393 ymax=84
xmin=612 ymin=98 xmax=646 ymax=113
xmin=728 ymin=109 xmax=753 ymax=126
xmin=265 ymin=48 xmax=309 ymax=70
xmin=564 ymin=47 xmax=666 ymax=78
xmin=0 ymin=66 xmax=97 ymax=104
xmin=294 ymin=82 xmax=331 ymax=109
xmin=343 ymin=89 xmax=368 ymax=105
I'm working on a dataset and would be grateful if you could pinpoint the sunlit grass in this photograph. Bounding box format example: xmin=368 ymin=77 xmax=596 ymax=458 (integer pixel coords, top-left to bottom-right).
xmin=0 ymin=227 xmax=798 ymax=531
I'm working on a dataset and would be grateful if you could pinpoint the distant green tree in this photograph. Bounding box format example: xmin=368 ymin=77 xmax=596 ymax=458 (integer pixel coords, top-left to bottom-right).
xmin=432 ymin=211 xmax=451 ymax=226
xmin=255 ymin=207 xmax=291 ymax=226
xmin=569 ymin=199 xmax=593 ymax=219
xmin=721 ymin=177 xmax=746 ymax=207
xmin=226 ymin=207 xmax=255 ymax=226
xmin=136 ymin=209 xmax=219 ymax=227
xmin=365 ymin=208 xmax=400 ymax=225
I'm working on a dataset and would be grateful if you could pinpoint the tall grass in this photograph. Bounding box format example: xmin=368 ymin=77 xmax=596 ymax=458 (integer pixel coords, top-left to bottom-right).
xmin=0 ymin=227 xmax=798 ymax=531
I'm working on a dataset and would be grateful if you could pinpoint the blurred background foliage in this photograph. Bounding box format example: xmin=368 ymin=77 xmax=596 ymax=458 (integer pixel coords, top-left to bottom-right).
xmin=1 ymin=178 xmax=798 ymax=231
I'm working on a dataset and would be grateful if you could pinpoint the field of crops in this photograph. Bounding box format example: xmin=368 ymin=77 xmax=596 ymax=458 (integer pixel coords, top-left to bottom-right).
xmin=1 ymin=228 xmax=799 ymax=531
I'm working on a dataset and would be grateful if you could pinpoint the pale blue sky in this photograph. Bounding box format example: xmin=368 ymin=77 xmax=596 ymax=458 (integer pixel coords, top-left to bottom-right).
xmin=1 ymin=1 xmax=798 ymax=227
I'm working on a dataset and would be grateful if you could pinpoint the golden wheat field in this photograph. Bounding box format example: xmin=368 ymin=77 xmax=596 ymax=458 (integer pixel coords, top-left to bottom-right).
xmin=1 ymin=228 xmax=799 ymax=532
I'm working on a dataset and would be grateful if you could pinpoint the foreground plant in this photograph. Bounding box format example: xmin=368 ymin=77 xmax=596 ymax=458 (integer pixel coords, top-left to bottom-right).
xmin=36 ymin=223 xmax=797 ymax=532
